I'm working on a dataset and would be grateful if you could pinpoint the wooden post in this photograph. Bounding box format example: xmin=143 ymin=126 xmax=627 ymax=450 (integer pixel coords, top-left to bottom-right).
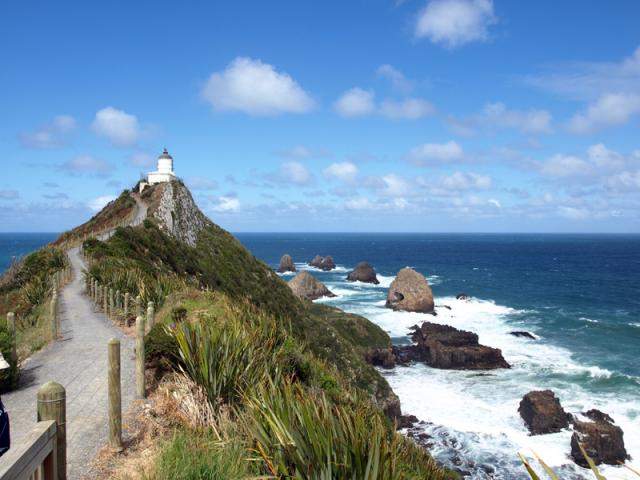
xmin=37 ymin=381 xmax=66 ymax=480
xmin=108 ymin=338 xmax=123 ymax=452
xmin=135 ymin=315 xmax=145 ymax=399
xmin=115 ymin=290 xmax=121 ymax=309
xmin=135 ymin=295 xmax=143 ymax=318
xmin=103 ymin=286 xmax=108 ymax=315
xmin=96 ymin=282 xmax=101 ymax=305
xmin=146 ymin=301 xmax=155 ymax=331
xmin=124 ymin=292 xmax=130 ymax=319
xmin=6 ymin=312 xmax=16 ymax=366
xmin=50 ymin=290 xmax=58 ymax=339
xmin=109 ymin=288 xmax=114 ymax=317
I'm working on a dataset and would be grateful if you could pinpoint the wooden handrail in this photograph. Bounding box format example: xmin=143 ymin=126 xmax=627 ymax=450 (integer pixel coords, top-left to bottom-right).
xmin=0 ymin=420 xmax=57 ymax=480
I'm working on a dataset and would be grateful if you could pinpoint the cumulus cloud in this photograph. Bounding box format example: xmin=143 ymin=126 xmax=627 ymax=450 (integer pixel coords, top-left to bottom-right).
xmin=540 ymin=154 xmax=591 ymax=178
xmin=87 ymin=195 xmax=116 ymax=212
xmin=377 ymin=64 xmax=413 ymax=93
xmin=323 ymin=162 xmax=358 ymax=182
xmin=210 ymin=196 xmax=240 ymax=213
xmin=334 ymin=88 xmax=376 ymax=117
xmin=606 ymin=170 xmax=640 ymax=192
xmin=201 ymin=57 xmax=314 ymax=115
xmin=379 ymin=98 xmax=435 ymax=119
xmin=440 ymin=171 xmax=492 ymax=190
xmin=345 ymin=197 xmax=374 ymax=210
xmin=276 ymin=145 xmax=332 ymax=160
xmin=481 ymin=102 xmax=552 ymax=134
xmin=407 ymin=140 xmax=464 ymax=165
xmin=558 ymin=206 xmax=589 ymax=220
xmin=20 ymin=115 xmax=76 ymax=149
xmin=567 ymin=93 xmax=640 ymax=133
xmin=129 ymin=152 xmax=155 ymax=168
xmin=415 ymin=0 xmax=497 ymax=48
xmin=60 ymin=155 xmax=113 ymax=176
xmin=278 ymin=161 xmax=313 ymax=185
xmin=92 ymin=107 xmax=140 ymax=147
xmin=187 ymin=177 xmax=219 ymax=190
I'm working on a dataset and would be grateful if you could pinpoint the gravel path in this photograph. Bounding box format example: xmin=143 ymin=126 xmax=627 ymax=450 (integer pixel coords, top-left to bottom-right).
xmin=2 ymin=250 xmax=137 ymax=477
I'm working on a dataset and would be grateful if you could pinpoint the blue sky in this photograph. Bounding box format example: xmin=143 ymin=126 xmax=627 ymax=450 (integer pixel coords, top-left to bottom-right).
xmin=1 ymin=0 xmax=639 ymax=232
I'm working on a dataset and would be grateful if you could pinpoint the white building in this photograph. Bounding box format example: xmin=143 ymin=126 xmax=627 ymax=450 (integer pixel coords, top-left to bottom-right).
xmin=140 ymin=148 xmax=176 ymax=192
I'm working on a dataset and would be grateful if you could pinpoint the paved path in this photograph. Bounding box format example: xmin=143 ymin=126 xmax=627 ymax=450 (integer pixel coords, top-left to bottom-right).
xmin=2 ymin=249 xmax=137 ymax=478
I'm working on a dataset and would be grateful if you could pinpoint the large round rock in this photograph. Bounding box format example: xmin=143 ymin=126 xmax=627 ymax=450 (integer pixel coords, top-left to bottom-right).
xmin=277 ymin=254 xmax=296 ymax=273
xmin=385 ymin=267 xmax=434 ymax=313
xmin=518 ymin=390 xmax=569 ymax=435
xmin=288 ymin=271 xmax=336 ymax=301
xmin=347 ymin=262 xmax=379 ymax=284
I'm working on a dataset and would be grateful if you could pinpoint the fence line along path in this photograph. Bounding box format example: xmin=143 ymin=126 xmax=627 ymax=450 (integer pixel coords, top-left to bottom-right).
xmin=2 ymin=247 xmax=137 ymax=479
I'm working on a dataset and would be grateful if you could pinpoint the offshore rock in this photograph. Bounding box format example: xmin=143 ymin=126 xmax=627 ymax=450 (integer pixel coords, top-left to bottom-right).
xmin=346 ymin=261 xmax=379 ymax=284
xmin=277 ymin=254 xmax=296 ymax=273
xmin=399 ymin=322 xmax=510 ymax=370
xmin=288 ymin=271 xmax=336 ymax=301
xmin=519 ymin=390 xmax=570 ymax=435
xmin=386 ymin=267 xmax=434 ymax=313
xmin=309 ymin=255 xmax=336 ymax=271
xmin=571 ymin=409 xmax=629 ymax=467
xmin=365 ymin=347 xmax=395 ymax=369
xmin=510 ymin=331 xmax=537 ymax=340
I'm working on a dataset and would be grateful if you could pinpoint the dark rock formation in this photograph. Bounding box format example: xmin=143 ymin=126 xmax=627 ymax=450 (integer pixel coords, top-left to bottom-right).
xmin=277 ymin=254 xmax=296 ymax=273
xmin=510 ymin=331 xmax=537 ymax=340
xmin=288 ymin=271 xmax=336 ymax=301
xmin=396 ymin=414 xmax=419 ymax=430
xmin=386 ymin=268 xmax=434 ymax=313
xmin=394 ymin=322 xmax=510 ymax=370
xmin=571 ymin=409 xmax=629 ymax=467
xmin=456 ymin=293 xmax=470 ymax=300
xmin=365 ymin=347 xmax=396 ymax=369
xmin=309 ymin=255 xmax=336 ymax=271
xmin=346 ymin=261 xmax=379 ymax=284
xmin=518 ymin=390 xmax=570 ymax=435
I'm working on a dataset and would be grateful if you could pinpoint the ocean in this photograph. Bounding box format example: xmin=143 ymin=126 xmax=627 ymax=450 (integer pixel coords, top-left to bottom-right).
xmin=2 ymin=232 xmax=639 ymax=478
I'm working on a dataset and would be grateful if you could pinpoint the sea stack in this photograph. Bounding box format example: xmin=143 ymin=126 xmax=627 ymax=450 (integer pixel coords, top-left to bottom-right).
xmin=309 ymin=255 xmax=336 ymax=271
xmin=277 ymin=254 xmax=296 ymax=273
xmin=386 ymin=267 xmax=434 ymax=313
xmin=346 ymin=262 xmax=379 ymax=284
xmin=518 ymin=390 xmax=570 ymax=435
xmin=570 ymin=409 xmax=629 ymax=466
xmin=288 ymin=271 xmax=336 ymax=301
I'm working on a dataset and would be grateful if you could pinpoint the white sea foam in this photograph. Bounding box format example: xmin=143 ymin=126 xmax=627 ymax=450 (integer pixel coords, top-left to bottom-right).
xmin=327 ymin=280 xmax=640 ymax=478
xmin=629 ymin=322 xmax=640 ymax=328
xmin=579 ymin=316 xmax=600 ymax=324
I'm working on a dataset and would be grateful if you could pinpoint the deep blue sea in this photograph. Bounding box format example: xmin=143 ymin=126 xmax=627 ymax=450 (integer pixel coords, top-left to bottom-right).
xmin=2 ymin=232 xmax=638 ymax=478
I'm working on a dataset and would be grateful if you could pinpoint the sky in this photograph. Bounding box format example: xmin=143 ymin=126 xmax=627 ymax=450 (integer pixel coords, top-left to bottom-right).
xmin=1 ymin=0 xmax=640 ymax=233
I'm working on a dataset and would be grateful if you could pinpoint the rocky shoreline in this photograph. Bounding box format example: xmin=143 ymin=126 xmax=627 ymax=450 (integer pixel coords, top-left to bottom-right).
xmin=277 ymin=253 xmax=632 ymax=473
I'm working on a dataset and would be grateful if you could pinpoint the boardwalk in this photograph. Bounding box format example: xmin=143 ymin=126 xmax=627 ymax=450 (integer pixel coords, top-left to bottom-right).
xmin=2 ymin=248 xmax=137 ymax=478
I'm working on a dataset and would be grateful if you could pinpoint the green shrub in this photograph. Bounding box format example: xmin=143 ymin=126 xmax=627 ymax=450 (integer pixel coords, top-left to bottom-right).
xmin=145 ymin=323 xmax=179 ymax=366
xmin=244 ymin=380 xmax=450 ymax=480
xmin=0 ymin=323 xmax=19 ymax=392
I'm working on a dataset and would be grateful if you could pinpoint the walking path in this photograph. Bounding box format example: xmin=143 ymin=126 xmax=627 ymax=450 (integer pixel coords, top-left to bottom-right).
xmin=2 ymin=230 xmax=141 ymax=477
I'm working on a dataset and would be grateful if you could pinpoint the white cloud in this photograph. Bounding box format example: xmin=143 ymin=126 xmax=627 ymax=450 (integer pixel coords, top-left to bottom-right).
xmin=540 ymin=154 xmax=591 ymax=178
xmin=323 ymin=162 xmax=358 ymax=182
xmin=524 ymin=45 xmax=640 ymax=101
xmin=92 ymin=107 xmax=140 ymax=147
xmin=407 ymin=140 xmax=464 ymax=165
xmin=280 ymin=161 xmax=313 ymax=185
xmin=334 ymin=88 xmax=376 ymax=117
xmin=129 ymin=152 xmax=155 ymax=168
xmin=87 ymin=195 xmax=116 ymax=212
xmin=276 ymin=145 xmax=331 ymax=160
xmin=377 ymin=64 xmax=413 ymax=93
xmin=558 ymin=206 xmax=589 ymax=220
xmin=587 ymin=143 xmax=625 ymax=170
xmin=441 ymin=171 xmax=492 ymax=190
xmin=481 ymin=102 xmax=552 ymax=134
xmin=201 ymin=57 xmax=314 ymax=116
xmin=20 ymin=115 xmax=76 ymax=149
xmin=379 ymin=98 xmax=435 ymax=119
xmin=0 ymin=190 xmax=19 ymax=200
xmin=61 ymin=155 xmax=113 ymax=176
xmin=381 ymin=174 xmax=411 ymax=197
xmin=567 ymin=93 xmax=640 ymax=133
xmin=415 ymin=0 xmax=497 ymax=48
xmin=187 ymin=177 xmax=219 ymax=190
xmin=345 ymin=197 xmax=374 ymax=210
xmin=606 ymin=170 xmax=640 ymax=192
xmin=211 ymin=196 xmax=240 ymax=213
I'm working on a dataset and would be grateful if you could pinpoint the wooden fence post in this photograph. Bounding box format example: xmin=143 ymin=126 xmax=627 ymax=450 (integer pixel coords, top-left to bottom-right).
xmin=103 ymin=286 xmax=108 ymax=315
xmin=135 ymin=295 xmax=143 ymax=318
xmin=6 ymin=312 xmax=16 ymax=366
xmin=115 ymin=290 xmax=121 ymax=309
xmin=37 ymin=381 xmax=66 ymax=480
xmin=50 ymin=290 xmax=58 ymax=340
xmin=124 ymin=292 xmax=130 ymax=319
xmin=109 ymin=288 xmax=114 ymax=317
xmin=108 ymin=338 xmax=123 ymax=452
xmin=135 ymin=316 xmax=145 ymax=399
xmin=146 ymin=301 xmax=155 ymax=332
xmin=96 ymin=282 xmax=101 ymax=305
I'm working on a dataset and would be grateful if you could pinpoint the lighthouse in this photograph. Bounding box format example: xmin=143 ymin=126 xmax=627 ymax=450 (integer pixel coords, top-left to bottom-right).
xmin=147 ymin=148 xmax=176 ymax=185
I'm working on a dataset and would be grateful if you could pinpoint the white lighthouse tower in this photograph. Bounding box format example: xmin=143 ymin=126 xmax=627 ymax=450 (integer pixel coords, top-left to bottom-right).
xmin=147 ymin=148 xmax=176 ymax=185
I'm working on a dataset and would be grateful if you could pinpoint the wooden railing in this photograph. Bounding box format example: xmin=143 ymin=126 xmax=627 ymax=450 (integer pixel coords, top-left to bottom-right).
xmin=0 ymin=421 xmax=57 ymax=480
